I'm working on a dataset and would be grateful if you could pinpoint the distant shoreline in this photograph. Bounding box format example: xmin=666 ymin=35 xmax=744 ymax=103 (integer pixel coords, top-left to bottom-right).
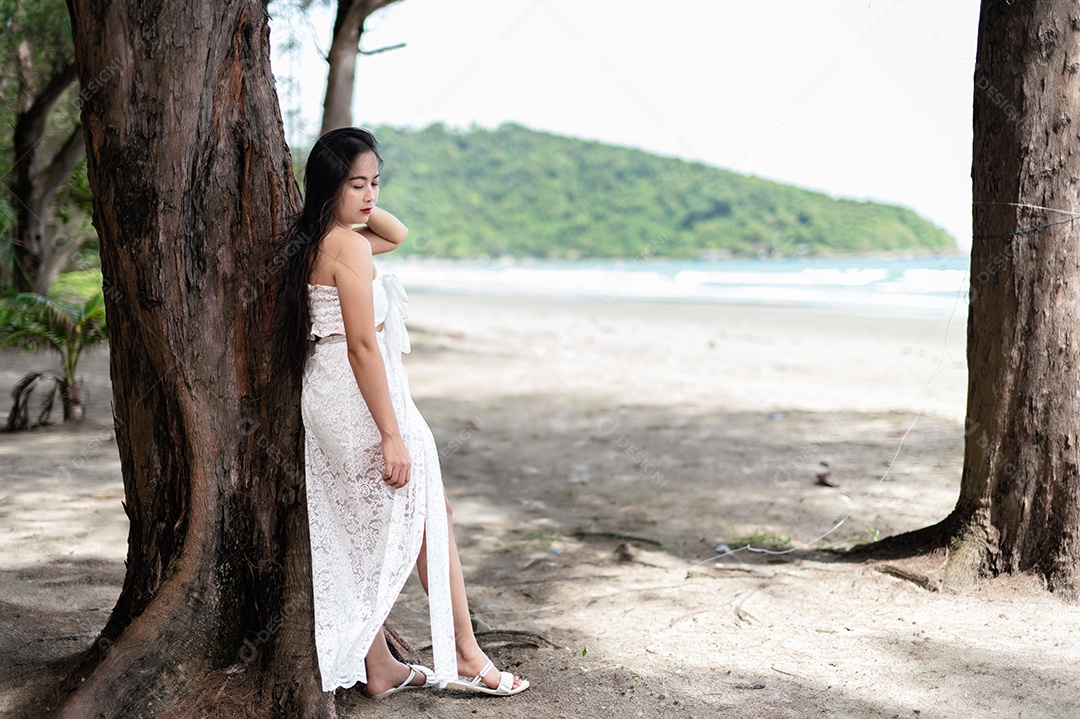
xmin=403 ymin=286 xmax=968 ymax=319
xmin=386 ymin=249 xmax=968 ymax=263
xmin=378 ymin=254 xmax=971 ymax=319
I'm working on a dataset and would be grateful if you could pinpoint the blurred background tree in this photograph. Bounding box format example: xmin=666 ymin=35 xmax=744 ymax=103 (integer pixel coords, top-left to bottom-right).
xmin=317 ymin=0 xmax=406 ymax=134
xmin=1 ymin=0 xmax=95 ymax=296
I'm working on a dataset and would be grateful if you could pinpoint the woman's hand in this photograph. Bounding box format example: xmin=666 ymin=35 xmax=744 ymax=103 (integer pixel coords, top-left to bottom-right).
xmin=380 ymin=433 xmax=412 ymax=488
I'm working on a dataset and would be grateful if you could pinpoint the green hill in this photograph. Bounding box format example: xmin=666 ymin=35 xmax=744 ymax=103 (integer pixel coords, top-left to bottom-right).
xmin=362 ymin=123 xmax=955 ymax=259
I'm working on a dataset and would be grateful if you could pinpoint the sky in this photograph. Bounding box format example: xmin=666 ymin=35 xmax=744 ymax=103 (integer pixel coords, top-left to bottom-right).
xmin=269 ymin=1 xmax=981 ymax=250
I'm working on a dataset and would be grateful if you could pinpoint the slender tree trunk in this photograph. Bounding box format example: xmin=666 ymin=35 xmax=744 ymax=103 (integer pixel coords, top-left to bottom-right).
xmin=10 ymin=200 xmax=48 ymax=292
xmin=8 ymin=61 xmax=84 ymax=294
xmin=320 ymin=0 xmax=402 ymax=135
xmin=59 ymin=379 xmax=82 ymax=422
xmin=852 ymin=0 xmax=1080 ymax=599
xmin=56 ymin=1 xmax=333 ymax=716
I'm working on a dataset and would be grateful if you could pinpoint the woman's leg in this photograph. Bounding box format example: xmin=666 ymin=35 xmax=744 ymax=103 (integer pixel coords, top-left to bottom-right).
xmin=362 ymin=628 xmax=429 ymax=695
xmin=416 ymin=497 xmax=526 ymax=691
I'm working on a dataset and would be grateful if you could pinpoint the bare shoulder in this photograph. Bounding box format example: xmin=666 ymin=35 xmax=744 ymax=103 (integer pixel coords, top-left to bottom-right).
xmin=325 ymin=226 xmax=372 ymax=289
xmin=321 ymin=226 xmax=369 ymax=260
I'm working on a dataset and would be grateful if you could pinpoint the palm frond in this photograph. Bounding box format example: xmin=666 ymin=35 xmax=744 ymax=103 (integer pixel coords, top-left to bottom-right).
xmin=76 ymin=292 xmax=108 ymax=343
xmin=0 ymin=302 xmax=67 ymax=353
xmin=0 ymin=326 xmax=68 ymax=351
xmin=0 ymin=291 xmax=109 ymax=383
xmin=5 ymin=292 xmax=78 ymax=335
xmin=5 ymin=370 xmax=64 ymax=431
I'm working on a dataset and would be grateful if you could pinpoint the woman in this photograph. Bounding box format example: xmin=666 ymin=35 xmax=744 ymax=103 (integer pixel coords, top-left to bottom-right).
xmin=276 ymin=128 xmax=529 ymax=698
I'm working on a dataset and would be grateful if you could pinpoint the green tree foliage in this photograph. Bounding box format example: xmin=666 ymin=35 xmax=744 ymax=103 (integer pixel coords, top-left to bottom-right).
xmin=370 ymin=123 xmax=956 ymax=259
xmin=0 ymin=291 xmax=106 ymax=385
xmin=0 ymin=0 xmax=77 ymax=141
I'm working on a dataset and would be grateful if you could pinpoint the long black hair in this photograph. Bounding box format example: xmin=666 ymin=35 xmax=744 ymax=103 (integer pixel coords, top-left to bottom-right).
xmin=274 ymin=127 xmax=382 ymax=381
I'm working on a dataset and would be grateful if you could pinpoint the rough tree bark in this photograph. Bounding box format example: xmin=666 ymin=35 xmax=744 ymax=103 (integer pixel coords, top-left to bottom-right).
xmin=852 ymin=0 xmax=1080 ymax=598
xmin=56 ymin=1 xmax=333 ymax=717
xmin=320 ymin=0 xmax=403 ymax=135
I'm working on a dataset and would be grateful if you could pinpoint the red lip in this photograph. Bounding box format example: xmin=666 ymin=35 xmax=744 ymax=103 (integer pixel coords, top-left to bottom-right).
xmin=361 ymin=208 xmax=373 ymax=213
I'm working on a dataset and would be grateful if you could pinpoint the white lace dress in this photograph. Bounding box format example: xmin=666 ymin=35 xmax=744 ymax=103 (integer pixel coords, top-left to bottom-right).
xmin=302 ymin=272 xmax=456 ymax=692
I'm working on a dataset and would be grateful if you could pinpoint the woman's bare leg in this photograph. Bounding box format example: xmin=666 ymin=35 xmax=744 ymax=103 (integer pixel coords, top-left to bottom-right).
xmin=416 ymin=497 xmax=525 ymax=691
xmin=362 ymin=628 xmax=428 ymax=695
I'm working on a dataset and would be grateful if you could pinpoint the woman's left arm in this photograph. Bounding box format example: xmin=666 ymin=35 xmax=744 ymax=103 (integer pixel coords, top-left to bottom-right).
xmin=357 ymin=207 xmax=409 ymax=255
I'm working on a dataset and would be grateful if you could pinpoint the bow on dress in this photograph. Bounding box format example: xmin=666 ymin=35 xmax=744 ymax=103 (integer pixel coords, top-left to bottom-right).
xmin=379 ymin=274 xmax=411 ymax=364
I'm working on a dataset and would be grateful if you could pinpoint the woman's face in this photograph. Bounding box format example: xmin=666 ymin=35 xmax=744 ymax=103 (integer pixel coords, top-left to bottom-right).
xmin=333 ymin=150 xmax=380 ymax=226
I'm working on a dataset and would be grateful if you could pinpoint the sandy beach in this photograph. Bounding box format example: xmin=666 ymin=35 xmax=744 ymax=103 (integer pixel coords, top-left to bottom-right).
xmin=404 ymin=290 xmax=969 ymax=419
xmin=4 ymin=291 xmax=1079 ymax=719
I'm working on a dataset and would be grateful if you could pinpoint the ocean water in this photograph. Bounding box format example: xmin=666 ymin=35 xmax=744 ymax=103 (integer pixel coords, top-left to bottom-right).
xmin=377 ymin=255 xmax=971 ymax=317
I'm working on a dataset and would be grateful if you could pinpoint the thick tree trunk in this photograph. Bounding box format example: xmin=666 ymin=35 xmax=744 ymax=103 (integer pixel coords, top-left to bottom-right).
xmin=57 ymin=1 xmax=333 ymax=717
xmin=320 ymin=0 xmax=401 ymax=135
xmin=953 ymin=0 xmax=1080 ymax=597
xmin=853 ymin=0 xmax=1080 ymax=599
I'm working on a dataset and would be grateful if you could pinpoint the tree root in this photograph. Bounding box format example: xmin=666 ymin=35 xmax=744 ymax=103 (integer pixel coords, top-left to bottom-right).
xmin=51 ymin=578 xmax=221 ymax=719
xmin=156 ymin=665 xmax=268 ymax=719
xmin=419 ymin=629 xmax=558 ymax=654
xmin=939 ymin=519 xmax=995 ymax=593
xmin=844 ymin=507 xmax=1005 ymax=594
xmin=876 ymin=563 xmax=941 ymax=592
xmin=841 ymin=515 xmax=956 ymax=561
xmin=384 ymin=624 xmax=421 ymax=665
xmin=475 ymin=629 xmax=559 ymax=649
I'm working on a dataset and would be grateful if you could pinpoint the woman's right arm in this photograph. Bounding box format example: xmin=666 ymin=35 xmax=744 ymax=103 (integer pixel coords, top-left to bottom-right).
xmin=329 ymin=229 xmax=412 ymax=488
xmin=357 ymin=206 xmax=408 ymax=255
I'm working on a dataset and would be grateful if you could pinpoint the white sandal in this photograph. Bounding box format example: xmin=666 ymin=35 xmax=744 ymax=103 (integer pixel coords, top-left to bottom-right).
xmin=445 ymin=659 xmax=530 ymax=696
xmin=366 ymin=663 xmax=435 ymax=699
